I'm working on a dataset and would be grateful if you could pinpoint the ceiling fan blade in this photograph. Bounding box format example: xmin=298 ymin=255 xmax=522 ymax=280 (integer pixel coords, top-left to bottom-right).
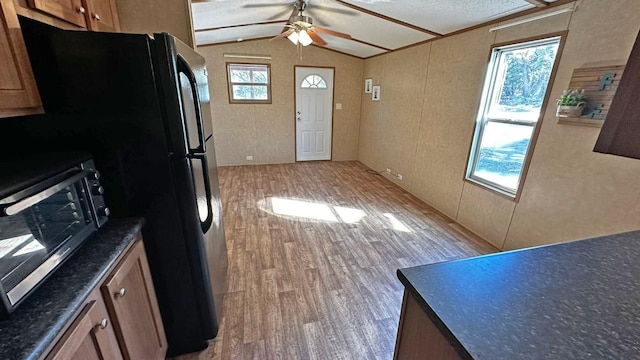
xmin=270 ymin=29 xmax=294 ymax=41
xmin=308 ymin=31 xmax=327 ymax=46
xmin=313 ymin=26 xmax=352 ymax=40
xmin=312 ymin=4 xmax=358 ymax=16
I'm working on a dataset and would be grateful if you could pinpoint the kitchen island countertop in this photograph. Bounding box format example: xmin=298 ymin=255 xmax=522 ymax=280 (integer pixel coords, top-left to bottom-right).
xmin=0 ymin=217 xmax=144 ymax=360
xmin=398 ymin=229 xmax=640 ymax=359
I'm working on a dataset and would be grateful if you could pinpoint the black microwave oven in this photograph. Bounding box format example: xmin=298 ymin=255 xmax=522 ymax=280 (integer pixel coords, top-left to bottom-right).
xmin=0 ymin=152 xmax=109 ymax=317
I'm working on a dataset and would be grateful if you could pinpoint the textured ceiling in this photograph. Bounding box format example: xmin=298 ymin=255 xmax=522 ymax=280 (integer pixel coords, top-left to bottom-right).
xmin=191 ymin=0 xmax=565 ymax=58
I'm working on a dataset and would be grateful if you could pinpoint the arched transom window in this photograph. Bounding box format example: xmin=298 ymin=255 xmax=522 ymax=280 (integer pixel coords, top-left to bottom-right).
xmin=301 ymin=74 xmax=327 ymax=88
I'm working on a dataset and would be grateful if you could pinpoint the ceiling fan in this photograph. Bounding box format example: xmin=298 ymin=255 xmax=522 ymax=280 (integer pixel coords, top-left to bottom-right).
xmin=243 ymin=0 xmax=355 ymax=49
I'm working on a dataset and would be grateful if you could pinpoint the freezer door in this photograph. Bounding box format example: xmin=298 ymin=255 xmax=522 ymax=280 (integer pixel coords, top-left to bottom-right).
xmin=177 ymin=59 xmax=207 ymax=154
xmin=175 ymin=39 xmax=213 ymax=140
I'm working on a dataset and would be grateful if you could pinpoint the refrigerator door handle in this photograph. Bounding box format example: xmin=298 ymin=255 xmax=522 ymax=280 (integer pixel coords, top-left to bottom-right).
xmin=188 ymin=153 xmax=214 ymax=233
xmin=177 ymin=56 xmax=206 ymax=153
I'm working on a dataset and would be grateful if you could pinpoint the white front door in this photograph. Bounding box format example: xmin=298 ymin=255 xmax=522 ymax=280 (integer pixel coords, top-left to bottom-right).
xmin=295 ymin=67 xmax=334 ymax=161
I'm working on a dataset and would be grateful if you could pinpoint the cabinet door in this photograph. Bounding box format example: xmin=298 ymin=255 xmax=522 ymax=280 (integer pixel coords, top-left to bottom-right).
xmin=46 ymin=299 xmax=123 ymax=360
xmin=83 ymin=0 xmax=119 ymax=32
xmin=0 ymin=0 xmax=41 ymax=115
xmin=102 ymin=239 xmax=166 ymax=360
xmin=26 ymin=0 xmax=87 ymax=27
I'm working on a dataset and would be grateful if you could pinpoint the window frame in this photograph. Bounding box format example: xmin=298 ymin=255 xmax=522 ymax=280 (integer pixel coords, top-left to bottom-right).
xmin=465 ymin=31 xmax=567 ymax=201
xmin=226 ymin=62 xmax=272 ymax=104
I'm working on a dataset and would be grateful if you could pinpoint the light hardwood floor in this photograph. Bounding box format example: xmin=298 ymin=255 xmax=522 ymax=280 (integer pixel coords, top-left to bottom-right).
xmin=175 ymin=161 xmax=496 ymax=360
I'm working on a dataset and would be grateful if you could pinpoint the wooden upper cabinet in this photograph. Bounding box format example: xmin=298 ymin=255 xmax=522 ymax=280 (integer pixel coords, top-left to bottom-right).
xmin=83 ymin=0 xmax=119 ymax=32
xmin=594 ymin=29 xmax=640 ymax=159
xmin=25 ymin=0 xmax=119 ymax=32
xmin=102 ymin=239 xmax=167 ymax=360
xmin=46 ymin=292 xmax=123 ymax=360
xmin=0 ymin=0 xmax=41 ymax=115
xmin=27 ymin=0 xmax=86 ymax=27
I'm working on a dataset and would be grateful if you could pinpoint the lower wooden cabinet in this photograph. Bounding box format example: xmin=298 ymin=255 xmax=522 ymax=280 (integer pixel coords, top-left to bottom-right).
xmin=394 ymin=290 xmax=461 ymax=360
xmin=46 ymin=290 xmax=122 ymax=360
xmin=102 ymin=239 xmax=167 ymax=360
xmin=46 ymin=235 xmax=166 ymax=360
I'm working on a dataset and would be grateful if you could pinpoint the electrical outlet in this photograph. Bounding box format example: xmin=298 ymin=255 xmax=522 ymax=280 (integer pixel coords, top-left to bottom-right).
xmin=246 ymin=155 xmax=253 ymax=161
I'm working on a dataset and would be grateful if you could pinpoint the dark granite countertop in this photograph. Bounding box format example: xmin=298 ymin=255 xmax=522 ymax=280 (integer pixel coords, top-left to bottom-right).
xmin=398 ymin=230 xmax=640 ymax=360
xmin=0 ymin=217 xmax=144 ymax=360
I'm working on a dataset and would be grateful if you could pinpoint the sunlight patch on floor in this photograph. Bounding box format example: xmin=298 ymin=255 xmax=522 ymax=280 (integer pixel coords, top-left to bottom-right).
xmin=270 ymin=197 xmax=338 ymax=222
xmin=258 ymin=197 xmax=413 ymax=232
xmin=334 ymin=206 xmax=367 ymax=224
xmin=383 ymin=213 xmax=412 ymax=233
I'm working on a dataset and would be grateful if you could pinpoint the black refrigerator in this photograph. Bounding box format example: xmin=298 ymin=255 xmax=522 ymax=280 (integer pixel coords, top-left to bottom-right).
xmin=5 ymin=17 xmax=229 ymax=356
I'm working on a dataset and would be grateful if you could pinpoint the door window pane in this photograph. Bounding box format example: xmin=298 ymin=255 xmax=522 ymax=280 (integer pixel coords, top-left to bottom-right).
xmin=301 ymin=75 xmax=327 ymax=88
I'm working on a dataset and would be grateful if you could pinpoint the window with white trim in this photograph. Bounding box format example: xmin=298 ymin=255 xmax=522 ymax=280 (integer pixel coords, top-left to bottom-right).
xmin=466 ymin=35 xmax=562 ymax=197
xmin=226 ymin=63 xmax=271 ymax=103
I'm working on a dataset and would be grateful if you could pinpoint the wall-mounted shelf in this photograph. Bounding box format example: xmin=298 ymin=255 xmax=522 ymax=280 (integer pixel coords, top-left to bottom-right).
xmin=557 ymin=117 xmax=603 ymax=128
xmin=557 ymin=65 xmax=625 ymax=127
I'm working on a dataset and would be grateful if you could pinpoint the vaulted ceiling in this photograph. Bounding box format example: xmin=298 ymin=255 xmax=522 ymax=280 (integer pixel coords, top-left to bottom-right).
xmin=191 ymin=0 xmax=567 ymax=59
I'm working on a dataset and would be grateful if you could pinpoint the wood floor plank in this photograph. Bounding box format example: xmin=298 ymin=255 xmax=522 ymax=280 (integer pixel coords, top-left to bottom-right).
xmin=172 ymin=161 xmax=496 ymax=360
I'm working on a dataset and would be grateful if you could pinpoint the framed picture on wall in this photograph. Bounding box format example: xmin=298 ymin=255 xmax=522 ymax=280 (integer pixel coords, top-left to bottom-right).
xmin=372 ymin=85 xmax=381 ymax=101
xmin=365 ymin=78 xmax=373 ymax=93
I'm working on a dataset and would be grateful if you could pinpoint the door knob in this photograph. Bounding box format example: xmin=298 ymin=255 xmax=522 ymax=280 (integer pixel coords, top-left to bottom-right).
xmin=116 ymin=288 xmax=126 ymax=297
xmin=98 ymin=318 xmax=108 ymax=329
xmin=76 ymin=6 xmax=85 ymax=13
xmin=93 ymin=13 xmax=101 ymax=21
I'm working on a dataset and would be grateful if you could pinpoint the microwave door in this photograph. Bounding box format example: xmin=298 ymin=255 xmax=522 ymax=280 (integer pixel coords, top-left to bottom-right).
xmin=0 ymin=167 xmax=97 ymax=310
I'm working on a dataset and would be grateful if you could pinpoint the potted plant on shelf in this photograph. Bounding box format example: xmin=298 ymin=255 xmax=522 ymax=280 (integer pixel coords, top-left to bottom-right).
xmin=556 ymin=89 xmax=587 ymax=117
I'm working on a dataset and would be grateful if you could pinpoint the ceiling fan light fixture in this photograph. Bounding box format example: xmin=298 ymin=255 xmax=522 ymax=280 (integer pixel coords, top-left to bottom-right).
xmin=298 ymin=30 xmax=313 ymax=46
xmin=287 ymin=31 xmax=300 ymax=45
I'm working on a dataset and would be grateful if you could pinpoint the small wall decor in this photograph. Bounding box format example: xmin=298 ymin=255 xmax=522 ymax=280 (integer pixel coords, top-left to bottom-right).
xmin=372 ymin=85 xmax=381 ymax=101
xmin=557 ymin=65 xmax=625 ymax=128
xmin=364 ymin=78 xmax=373 ymax=93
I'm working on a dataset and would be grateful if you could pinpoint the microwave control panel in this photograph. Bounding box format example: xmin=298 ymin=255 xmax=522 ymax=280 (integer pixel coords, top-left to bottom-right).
xmin=81 ymin=160 xmax=109 ymax=227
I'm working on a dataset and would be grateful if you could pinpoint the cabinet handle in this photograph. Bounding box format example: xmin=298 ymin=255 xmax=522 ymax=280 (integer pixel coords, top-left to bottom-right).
xmin=116 ymin=288 xmax=126 ymax=297
xmin=98 ymin=318 xmax=108 ymax=329
xmin=93 ymin=13 xmax=101 ymax=21
xmin=76 ymin=6 xmax=85 ymax=14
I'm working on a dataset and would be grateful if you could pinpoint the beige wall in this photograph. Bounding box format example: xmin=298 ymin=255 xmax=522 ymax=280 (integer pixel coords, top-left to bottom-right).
xmin=115 ymin=0 xmax=195 ymax=47
xmin=358 ymin=0 xmax=640 ymax=250
xmin=197 ymin=40 xmax=363 ymax=166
